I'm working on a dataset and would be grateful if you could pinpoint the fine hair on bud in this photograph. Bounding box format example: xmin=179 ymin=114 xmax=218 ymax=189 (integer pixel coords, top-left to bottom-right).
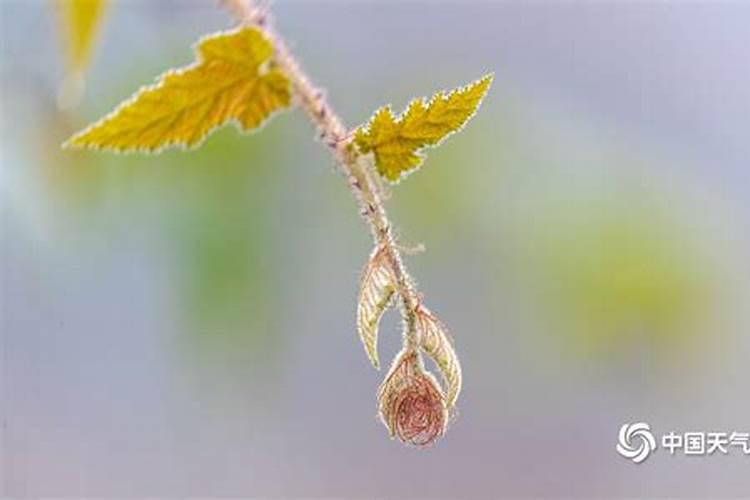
xmin=377 ymin=349 xmax=448 ymax=446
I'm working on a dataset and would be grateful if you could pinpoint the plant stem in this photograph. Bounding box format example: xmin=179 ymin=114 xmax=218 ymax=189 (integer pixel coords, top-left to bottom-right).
xmin=222 ymin=0 xmax=421 ymax=350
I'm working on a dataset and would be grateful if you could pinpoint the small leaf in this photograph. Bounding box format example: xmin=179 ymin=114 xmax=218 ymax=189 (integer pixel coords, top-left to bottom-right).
xmin=354 ymin=74 xmax=493 ymax=182
xmin=415 ymin=305 xmax=462 ymax=408
xmin=64 ymin=26 xmax=292 ymax=152
xmin=357 ymin=245 xmax=397 ymax=368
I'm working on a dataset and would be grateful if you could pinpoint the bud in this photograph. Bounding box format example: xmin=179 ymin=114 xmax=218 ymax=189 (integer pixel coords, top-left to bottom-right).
xmin=377 ymin=350 xmax=448 ymax=446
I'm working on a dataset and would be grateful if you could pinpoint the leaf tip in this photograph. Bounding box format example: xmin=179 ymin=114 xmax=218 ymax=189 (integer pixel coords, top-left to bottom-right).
xmin=61 ymin=132 xmax=86 ymax=151
xmin=475 ymin=71 xmax=495 ymax=99
xmin=369 ymin=353 xmax=381 ymax=370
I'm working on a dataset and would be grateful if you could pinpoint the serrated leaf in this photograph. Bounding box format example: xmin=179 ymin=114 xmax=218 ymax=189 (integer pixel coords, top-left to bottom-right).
xmin=416 ymin=305 xmax=462 ymax=408
xmin=357 ymin=245 xmax=397 ymax=369
xmin=56 ymin=0 xmax=109 ymax=75
xmin=64 ymin=26 xmax=292 ymax=152
xmin=354 ymin=74 xmax=493 ymax=182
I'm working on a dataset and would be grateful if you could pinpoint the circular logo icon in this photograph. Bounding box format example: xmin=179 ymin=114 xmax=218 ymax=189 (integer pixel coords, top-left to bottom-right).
xmin=617 ymin=422 xmax=657 ymax=463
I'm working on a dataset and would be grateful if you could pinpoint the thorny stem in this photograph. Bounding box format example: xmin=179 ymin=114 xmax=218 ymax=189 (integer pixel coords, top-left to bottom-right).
xmin=221 ymin=0 xmax=421 ymax=350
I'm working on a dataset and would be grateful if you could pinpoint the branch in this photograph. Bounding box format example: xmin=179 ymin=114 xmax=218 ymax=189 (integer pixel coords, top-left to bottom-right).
xmin=221 ymin=0 xmax=422 ymax=348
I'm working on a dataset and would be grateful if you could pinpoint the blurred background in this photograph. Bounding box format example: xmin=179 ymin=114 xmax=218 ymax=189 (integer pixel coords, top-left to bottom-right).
xmin=2 ymin=1 xmax=750 ymax=498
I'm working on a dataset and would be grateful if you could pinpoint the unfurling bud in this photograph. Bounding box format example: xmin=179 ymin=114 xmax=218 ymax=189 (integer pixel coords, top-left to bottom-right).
xmin=377 ymin=350 xmax=448 ymax=446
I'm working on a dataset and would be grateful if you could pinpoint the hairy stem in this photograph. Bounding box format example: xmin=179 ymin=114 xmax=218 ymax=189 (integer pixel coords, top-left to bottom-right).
xmin=222 ymin=0 xmax=421 ymax=349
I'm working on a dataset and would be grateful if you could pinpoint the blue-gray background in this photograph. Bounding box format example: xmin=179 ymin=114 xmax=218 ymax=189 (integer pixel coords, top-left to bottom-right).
xmin=2 ymin=1 xmax=750 ymax=498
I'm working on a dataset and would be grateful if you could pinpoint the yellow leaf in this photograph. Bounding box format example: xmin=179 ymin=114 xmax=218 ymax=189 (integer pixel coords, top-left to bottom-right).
xmin=56 ymin=0 xmax=109 ymax=74
xmin=354 ymin=73 xmax=493 ymax=182
xmin=55 ymin=0 xmax=109 ymax=108
xmin=64 ymin=26 xmax=292 ymax=152
xmin=415 ymin=305 xmax=461 ymax=408
xmin=357 ymin=244 xmax=397 ymax=369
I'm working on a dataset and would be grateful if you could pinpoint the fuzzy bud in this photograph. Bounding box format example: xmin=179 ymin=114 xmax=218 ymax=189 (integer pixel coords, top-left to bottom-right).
xmin=377 ymin=350 xmax=448 ymax=446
